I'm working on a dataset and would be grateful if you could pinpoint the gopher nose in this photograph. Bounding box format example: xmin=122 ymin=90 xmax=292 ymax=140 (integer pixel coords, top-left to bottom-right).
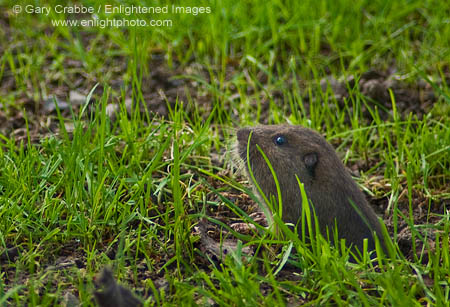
xmin=237 ymin=127 xmax=251 ymax=144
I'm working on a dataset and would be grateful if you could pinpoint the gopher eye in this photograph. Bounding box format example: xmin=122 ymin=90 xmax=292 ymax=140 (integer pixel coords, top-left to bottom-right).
xmin=274 ymin=135 xmax=286 ymax=146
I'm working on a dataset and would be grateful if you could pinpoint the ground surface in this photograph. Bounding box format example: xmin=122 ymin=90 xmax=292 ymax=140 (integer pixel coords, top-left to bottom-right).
xmin=0 ymin=1 xmax=449 ymax=306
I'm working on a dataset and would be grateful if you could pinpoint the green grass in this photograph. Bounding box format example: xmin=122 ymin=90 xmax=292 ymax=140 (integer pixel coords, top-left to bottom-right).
xmin=0 ymin=0 xmax=449 ymax=305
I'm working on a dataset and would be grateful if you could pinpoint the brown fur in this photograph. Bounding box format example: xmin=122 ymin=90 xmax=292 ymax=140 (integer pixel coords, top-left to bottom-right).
xmin=237 ymin=125 xmax=384 ymax=255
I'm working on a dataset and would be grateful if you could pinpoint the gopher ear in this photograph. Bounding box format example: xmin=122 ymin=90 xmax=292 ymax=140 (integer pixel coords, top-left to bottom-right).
xmin=304 ymin=153 xmax=318 ymax=177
